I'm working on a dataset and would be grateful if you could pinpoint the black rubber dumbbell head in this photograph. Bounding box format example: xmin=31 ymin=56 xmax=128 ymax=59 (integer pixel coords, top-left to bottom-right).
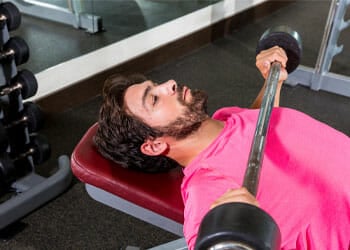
xmin=195 ymin=203 xmax=281 ymax=250
xmin=14 ymin=70 xmax=38 ymax=99
xmin=256 ymin=25 xmax=302 ymax=73
xmin=4 ymin=36 xmax=30 ymax=65
xmin=0 ymin=2 xmax=21 ymax=31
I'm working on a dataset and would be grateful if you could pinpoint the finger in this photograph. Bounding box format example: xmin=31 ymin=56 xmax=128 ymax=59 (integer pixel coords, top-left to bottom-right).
xmin=256 ymin=46 xmax=288 ymax=68
xmin=279 ymin=68 xmax=288 ymax=82
xmin=257 ymin=54 xmax=287 ymax=70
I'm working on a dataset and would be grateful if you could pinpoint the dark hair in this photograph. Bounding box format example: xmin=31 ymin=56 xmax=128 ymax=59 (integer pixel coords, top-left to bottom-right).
xmin=94 ymin=74 xmax=179 ymax=173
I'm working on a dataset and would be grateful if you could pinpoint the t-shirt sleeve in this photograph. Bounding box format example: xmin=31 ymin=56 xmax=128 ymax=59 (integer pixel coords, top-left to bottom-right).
xmin=212 ymin=106 xmax=245 ymax=120
xmin=182 ymin=167 xmax=241 ymax=249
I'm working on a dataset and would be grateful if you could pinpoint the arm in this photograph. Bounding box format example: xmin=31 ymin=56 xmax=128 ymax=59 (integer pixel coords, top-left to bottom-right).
xmin=251 ymin=46 xmax=288 ymax=109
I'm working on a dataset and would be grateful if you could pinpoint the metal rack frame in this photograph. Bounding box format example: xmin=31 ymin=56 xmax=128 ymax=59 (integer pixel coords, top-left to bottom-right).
xmin=286 ymin=0 xmax=350 ymax=97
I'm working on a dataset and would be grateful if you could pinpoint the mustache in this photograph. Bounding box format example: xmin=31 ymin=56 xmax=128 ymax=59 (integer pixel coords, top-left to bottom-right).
xmin=177 ymin=84 xmax=185 ymax=94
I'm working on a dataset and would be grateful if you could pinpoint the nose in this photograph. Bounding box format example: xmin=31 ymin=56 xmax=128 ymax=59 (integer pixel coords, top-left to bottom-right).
xmin=159 ymin=79 xmax=177 ymax=95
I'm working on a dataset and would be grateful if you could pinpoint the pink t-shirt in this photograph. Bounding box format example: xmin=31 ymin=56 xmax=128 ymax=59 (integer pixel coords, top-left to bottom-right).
xmin=181 ymin=107 xmax=350 ymax=250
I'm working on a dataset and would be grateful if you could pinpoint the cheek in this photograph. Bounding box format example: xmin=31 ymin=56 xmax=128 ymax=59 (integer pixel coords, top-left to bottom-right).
xmin=148 ymin=111 xmax=173 ymax=127
xmin=149 ymin=103 xmax=184 ymax=127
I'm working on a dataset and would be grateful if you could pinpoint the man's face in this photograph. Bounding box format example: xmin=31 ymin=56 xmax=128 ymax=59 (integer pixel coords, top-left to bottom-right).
xmin=124 ymin=79 xmax=208 ymax=139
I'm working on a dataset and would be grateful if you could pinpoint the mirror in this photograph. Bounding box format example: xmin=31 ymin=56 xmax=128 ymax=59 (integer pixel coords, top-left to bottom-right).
xmin=4 ymin=0 xmax=265 ymax=100
xmin=10 ymin=0 xmax=220 ymax=74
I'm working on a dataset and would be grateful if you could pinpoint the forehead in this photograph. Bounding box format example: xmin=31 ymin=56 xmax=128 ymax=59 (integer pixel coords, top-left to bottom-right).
xmin=124 ymin=80 xmax=152 ymax=114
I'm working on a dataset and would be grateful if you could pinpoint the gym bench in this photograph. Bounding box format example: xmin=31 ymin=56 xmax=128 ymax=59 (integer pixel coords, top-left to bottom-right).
xmin=70 ymin=123 xmax=184 ymax=237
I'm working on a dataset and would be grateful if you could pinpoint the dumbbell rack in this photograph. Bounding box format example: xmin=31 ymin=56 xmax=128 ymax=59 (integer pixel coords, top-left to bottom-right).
xmin=286 ymin=0 xmax=350 ymax=97
xmin=0 ymin=2 xmax=72 ymax=230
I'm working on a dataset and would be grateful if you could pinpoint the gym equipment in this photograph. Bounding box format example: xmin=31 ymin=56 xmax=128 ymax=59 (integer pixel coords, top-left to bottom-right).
xmin=0 ymin=2 xmax=21 ymax=31
xmin=0 ymin=148 xmax=34 ymax=186
xmin=0 ymin=155 xmax=72 ymax=229
xmin=286 ymin=0 xmax=350 ymax=97
xmin=13 ymin=133 xmax=51 ymax=165
xmin=195 ymin=26 xmax=302 ymax=250
xmin=0 ymin=133 xmax=50 ymax=189
xmin=147 ymin=238 xmax=187 ymax=250
xmin=0 ymin=122 xmax=8 ymax=152
xmin=2 ymin=36 xmax=29 ymax=66
xmin=0 ymin=72 xmax=38 ymax=133
xmin=28 ymin=133 xmax=51 ymax=164
xmin=245 ymin=26 xmax=302 ymax=196
xmin=22 ymin=101 xmax=44 ymax=132
xmin=0 ymin=3 xmax=22 ymax=84
xmin=0 ymin=1 xmax=21 ymax=64
xmin=0 ymin=2 xmax=72 ymax=230
xmin=3 ymin=102 xmax=44 ymax=133
xmin=29 ymin=133 xmax=49 ymax=164
xmin=6 ymin=0 xmax=103 ymax=33
xmin=1 ymin=70 xmax=38 ymax=99
xmin=71 ymin=123 xmax=184 ymax=236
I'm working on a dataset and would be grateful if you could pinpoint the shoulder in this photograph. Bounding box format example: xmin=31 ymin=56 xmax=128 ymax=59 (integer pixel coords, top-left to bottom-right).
xmin=181 ymin=166 xmax=240 ymax=249
xmin=212 ymin=106 xmax=247 ymax=120
xmin=181 ymin=165 xmax=240 ymax=203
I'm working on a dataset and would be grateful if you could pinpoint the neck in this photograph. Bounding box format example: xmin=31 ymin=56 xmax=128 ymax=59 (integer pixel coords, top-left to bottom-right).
xmin=167 ymin=118 xmax=224 ymax=166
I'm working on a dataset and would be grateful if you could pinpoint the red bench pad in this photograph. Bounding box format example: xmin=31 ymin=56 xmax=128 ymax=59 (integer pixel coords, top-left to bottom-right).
xmin=71 ymin=123 xmax=184 ymax=223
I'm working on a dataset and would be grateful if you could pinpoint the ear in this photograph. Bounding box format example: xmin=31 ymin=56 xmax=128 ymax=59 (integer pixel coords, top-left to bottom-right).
xmin=140 ymin=138 xmax=168 ymax=156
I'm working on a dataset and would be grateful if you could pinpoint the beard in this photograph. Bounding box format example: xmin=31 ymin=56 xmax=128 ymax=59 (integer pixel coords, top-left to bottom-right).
xmin=153 ymin=85 xmax=209 ymax=140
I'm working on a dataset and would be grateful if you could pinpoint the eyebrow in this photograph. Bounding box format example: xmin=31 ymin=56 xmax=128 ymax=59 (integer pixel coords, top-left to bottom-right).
xmin=142 ymin=85 xmax=151 ymax=110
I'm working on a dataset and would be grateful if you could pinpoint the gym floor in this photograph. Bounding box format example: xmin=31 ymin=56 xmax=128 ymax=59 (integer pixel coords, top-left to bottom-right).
xmin=1 ymin=0 xmax=350 ymax=249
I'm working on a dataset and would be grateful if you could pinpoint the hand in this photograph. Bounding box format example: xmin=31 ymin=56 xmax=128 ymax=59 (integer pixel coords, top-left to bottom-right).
xmin=256 ymin=46 xmax=288 ymax=82
xmin=210 ymin=187 xmax=259 ymax=210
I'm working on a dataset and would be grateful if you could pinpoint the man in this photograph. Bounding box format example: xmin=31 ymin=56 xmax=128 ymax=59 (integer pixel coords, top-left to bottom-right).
xmin=94 ymin=46 xmax=350 ymax=250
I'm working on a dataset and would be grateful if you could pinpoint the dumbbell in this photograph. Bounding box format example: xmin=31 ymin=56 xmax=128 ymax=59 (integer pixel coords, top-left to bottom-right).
xmin=195 ymin=26 xmax=302 ymax=250
xmin=1 ymin=70 xmax=38 ymax=100
xmin=4 ymin=101 xmax=44 ymax=133
xmin=0 ymin=2 xmax=21 ymax=31
xmin=0 ymin=122 xmax=8 ymax=153
xmin=22 ymin=102 xmax=45 ymax=132
xmin=16 ymin=133 xmax=51 ymax=165
xmin=1 ymin=36 xmax=29 ymax=66
xmin=0 ymin=152 xmax=17 ymax=189
xmin=0 ymin=133 xmax=51 ymax=185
